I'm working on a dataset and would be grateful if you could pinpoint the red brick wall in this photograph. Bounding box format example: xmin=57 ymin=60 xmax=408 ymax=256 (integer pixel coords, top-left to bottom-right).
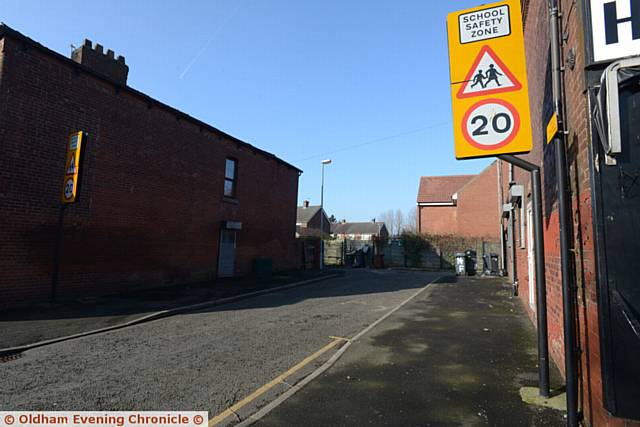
xmin=512 ymin=1 xmax=640 ymax=425
xmin=305 ymin=211 xmax=331 ymax=236
xmin=456 ymin=162 xmax=500 ymax=240
xmin=418 ymin=205 xmax=457 ymax=236
xmin=419 ymin=163 xmax=500 ymax=241
xmin=0 ymin=34 xmax=299 ymax=310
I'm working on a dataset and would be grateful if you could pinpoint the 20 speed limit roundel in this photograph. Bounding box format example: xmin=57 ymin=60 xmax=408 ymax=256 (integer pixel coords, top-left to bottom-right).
xmin=461 ymin=98 xmax=520 ymax=150
xmin=63 ymin=178 xmax=75 ymax=200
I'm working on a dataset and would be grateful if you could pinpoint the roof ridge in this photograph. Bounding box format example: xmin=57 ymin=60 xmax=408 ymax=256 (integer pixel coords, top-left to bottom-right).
xmin=453 ymin=161 xmax=497 ymax=196
xmin=417 ymin=174 xmax=477 ymax=203
xmin=419 ymin=174 xmax=476 ymax=179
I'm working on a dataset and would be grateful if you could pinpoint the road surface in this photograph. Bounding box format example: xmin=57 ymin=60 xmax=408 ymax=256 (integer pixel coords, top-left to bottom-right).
xmin=1 ymin=269 xmax=441 ymax=420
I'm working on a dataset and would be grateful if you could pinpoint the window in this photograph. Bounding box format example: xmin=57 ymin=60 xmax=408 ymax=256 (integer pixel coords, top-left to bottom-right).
xmin=224 ymin=158 xmax=237 ymax=198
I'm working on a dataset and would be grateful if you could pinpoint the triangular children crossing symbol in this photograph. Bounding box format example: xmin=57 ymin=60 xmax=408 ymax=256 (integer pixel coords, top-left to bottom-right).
xmin=66 ymin=155 xmax=76 ymax=175
xmin=456 ymin=45 xmax=522 ymax=99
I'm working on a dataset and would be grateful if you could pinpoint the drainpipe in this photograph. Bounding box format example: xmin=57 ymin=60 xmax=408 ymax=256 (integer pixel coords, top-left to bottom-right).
xmin=549 ymin=0 xmax=579 ymax=425
xmin=508 ymin=164 xmax=518 ymax=294
xmin=499 ymin=155 xmax=550 ymax=398
xmin=497 ymin=161 xmax=506 ymax=273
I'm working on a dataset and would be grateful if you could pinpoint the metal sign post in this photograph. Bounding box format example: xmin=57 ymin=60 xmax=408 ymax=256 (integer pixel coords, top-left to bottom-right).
xmin=446 ymin=0 xmax=550 ymax=399
xmin=498 ymin=155 xmax=550 ymax=398
xmin=51 ymin=131 xmax=86 ymax=302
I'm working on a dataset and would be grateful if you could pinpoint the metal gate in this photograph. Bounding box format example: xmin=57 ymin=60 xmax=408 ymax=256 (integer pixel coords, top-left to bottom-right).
xmin=592 ymin=78 xmax=640 ymax=420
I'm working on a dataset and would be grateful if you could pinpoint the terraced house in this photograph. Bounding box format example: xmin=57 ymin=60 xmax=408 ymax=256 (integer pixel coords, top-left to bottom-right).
xmin=0 ymin=25 xmax=301 ymax=309
xmin=504 ymin=1 xmax=640 ymax=425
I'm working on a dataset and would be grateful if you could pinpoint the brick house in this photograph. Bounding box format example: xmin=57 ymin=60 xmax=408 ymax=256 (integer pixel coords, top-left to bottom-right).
xmin=417 ymin=162 xmax=501 ymax=240
xmin=295 ymin=200 xmax=330 ymax=238
xmin=331 ymin=221 xmax=389 ymax=241
xmin=502 ymin=1 xmax=640 ymax=425
xmin=0 ymin=25 xmax=301 ymax=309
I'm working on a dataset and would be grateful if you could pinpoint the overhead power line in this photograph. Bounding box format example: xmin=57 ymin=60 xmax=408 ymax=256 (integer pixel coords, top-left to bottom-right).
xmin=295 ymin=121 xmax=450 ymax=163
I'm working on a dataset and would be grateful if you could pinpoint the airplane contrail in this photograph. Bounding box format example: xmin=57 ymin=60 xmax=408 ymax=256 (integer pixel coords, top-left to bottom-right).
xmin=179 ymin=1 xmax=245 ymax=80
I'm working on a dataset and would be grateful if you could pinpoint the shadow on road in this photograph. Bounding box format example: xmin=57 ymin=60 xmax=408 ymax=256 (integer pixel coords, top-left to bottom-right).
xmin=0 ymin=269 xmax=450 ymax=348
xmin=257 ymin=276 xmax=567 ymax=427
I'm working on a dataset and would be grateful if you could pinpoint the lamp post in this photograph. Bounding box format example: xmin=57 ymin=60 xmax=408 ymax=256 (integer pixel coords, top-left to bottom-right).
xmin=320 ymin=159 xmax=332 ymax=270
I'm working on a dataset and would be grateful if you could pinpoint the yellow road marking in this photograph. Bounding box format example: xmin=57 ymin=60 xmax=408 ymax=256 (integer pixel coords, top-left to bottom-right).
xmin=209 ymin=338 xmax=344 ymax=426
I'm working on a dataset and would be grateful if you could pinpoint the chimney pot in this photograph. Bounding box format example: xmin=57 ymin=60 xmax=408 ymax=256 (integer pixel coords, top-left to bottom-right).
xmin=303 ymin=200 xmax=310 ymax=208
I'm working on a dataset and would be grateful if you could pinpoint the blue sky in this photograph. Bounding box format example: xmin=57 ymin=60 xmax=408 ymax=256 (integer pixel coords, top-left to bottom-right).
xmin=3 ymin=0 xmax=492 ymax=221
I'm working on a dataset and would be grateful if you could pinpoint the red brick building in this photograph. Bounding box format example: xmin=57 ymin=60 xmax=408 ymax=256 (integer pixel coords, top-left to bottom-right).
xmin=0 ymin=25 xmax=301 ymax=309
xmin=503 ymin=1 xmax=640 ymax=425
xmin=296 ymin=201 xmax=330 ymax=238
xmin=417 ymin=162 xmax=501 ymax=240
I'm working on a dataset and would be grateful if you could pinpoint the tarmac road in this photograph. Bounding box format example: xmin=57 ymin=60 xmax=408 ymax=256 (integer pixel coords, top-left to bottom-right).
xmin=0 ymin=269 xmax=441 ymax=419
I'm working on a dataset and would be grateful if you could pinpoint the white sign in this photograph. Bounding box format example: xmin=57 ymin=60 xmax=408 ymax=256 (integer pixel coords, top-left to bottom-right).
xmin=63 ymin=178 xmax=75 ymax=200
xmin=591 ymin=0 xmax=640 ymax=62
xmin=461 ymin=99 xmax=520 ymax=150
xmin=458 ymin=5 xmax=511 ymax=44
xmin=225 ymin=221 xmax=242 ymax=230
xmin=69 ymin=134 xmax=79 ymax=150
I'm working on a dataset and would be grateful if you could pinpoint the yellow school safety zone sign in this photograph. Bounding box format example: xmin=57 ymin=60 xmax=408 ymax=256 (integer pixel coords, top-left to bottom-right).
xmin=447 ymin=0 xmax=532 ymax=159
xmin=61 ymin=131 xmax=85 ymax=203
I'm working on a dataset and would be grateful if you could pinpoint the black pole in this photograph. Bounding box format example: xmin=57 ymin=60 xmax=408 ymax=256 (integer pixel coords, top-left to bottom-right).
xmin=50 ymin=204 xmax=66 ymax=302
xmin=509 ymin=203 xmax=518 ymax=295
xmin=549 ymin=0 xmax=579 ymax=424
xmin=555 ymin=131 xmax=578 ymax=426
xmin=532 ymin=168 xmax=550 ymax=397
xmin=499 ymin=155 xmax=550 ymax=398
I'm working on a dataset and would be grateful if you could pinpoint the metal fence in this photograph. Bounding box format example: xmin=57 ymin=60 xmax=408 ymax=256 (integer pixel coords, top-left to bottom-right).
xmin=323 ymin=237 xmax=501 ymax=272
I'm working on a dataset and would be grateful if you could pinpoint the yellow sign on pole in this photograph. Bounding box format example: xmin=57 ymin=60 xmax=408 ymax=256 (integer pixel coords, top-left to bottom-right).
xmin=546 ymin=112 xmax=558 ymax=144
xmin=447 ymin=0 xmax=532 ymax=159
xmin=61 ymin=131 xmax=84 ymax=204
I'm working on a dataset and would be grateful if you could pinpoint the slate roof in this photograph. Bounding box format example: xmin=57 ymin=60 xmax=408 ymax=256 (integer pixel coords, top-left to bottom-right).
xmin=296 ymin=205 xmax=322 ymax=224
xmin=417 ymin=175 xmax=476 ymax=203
xmin=332 ymin=222 xmax=387 ymax=235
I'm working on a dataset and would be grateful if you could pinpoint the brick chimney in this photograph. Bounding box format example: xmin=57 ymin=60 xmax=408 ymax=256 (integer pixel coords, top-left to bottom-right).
xmin=303 ymin=200 xmax=310 ymax=208
xmin=71 ymin=39 xmax=128 ymax=85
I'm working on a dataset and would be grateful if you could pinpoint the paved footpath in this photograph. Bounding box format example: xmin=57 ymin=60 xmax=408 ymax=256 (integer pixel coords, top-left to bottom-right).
xmin=251 ymin=276 xmax=567 ymax=427
xmin=0 ymin=269 xmax=441 ymax=420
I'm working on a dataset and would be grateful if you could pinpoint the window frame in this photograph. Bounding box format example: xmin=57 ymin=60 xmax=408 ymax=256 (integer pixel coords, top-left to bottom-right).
xmin=224 ymin=157 xmax=238 ymax=198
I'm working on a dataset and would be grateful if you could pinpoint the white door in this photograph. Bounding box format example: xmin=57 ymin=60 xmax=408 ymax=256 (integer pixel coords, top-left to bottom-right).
xmin=218 ymin=229 xmax=236 ymax=278
xmin=526 ymin=204 xmax=535 ymax=308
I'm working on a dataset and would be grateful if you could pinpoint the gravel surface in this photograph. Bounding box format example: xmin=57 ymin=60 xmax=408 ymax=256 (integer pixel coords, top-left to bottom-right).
xmin=0 ymin=269 xmax=441 ymax=415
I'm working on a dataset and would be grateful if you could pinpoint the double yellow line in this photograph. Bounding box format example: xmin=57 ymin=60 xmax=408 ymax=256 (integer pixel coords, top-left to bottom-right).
xmin=209 ymin=336 xmax=348 ymax=426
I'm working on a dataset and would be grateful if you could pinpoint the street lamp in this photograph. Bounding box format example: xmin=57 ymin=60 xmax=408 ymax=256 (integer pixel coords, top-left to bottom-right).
xmin=320 ymin=159 xmax=332 ymax=270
